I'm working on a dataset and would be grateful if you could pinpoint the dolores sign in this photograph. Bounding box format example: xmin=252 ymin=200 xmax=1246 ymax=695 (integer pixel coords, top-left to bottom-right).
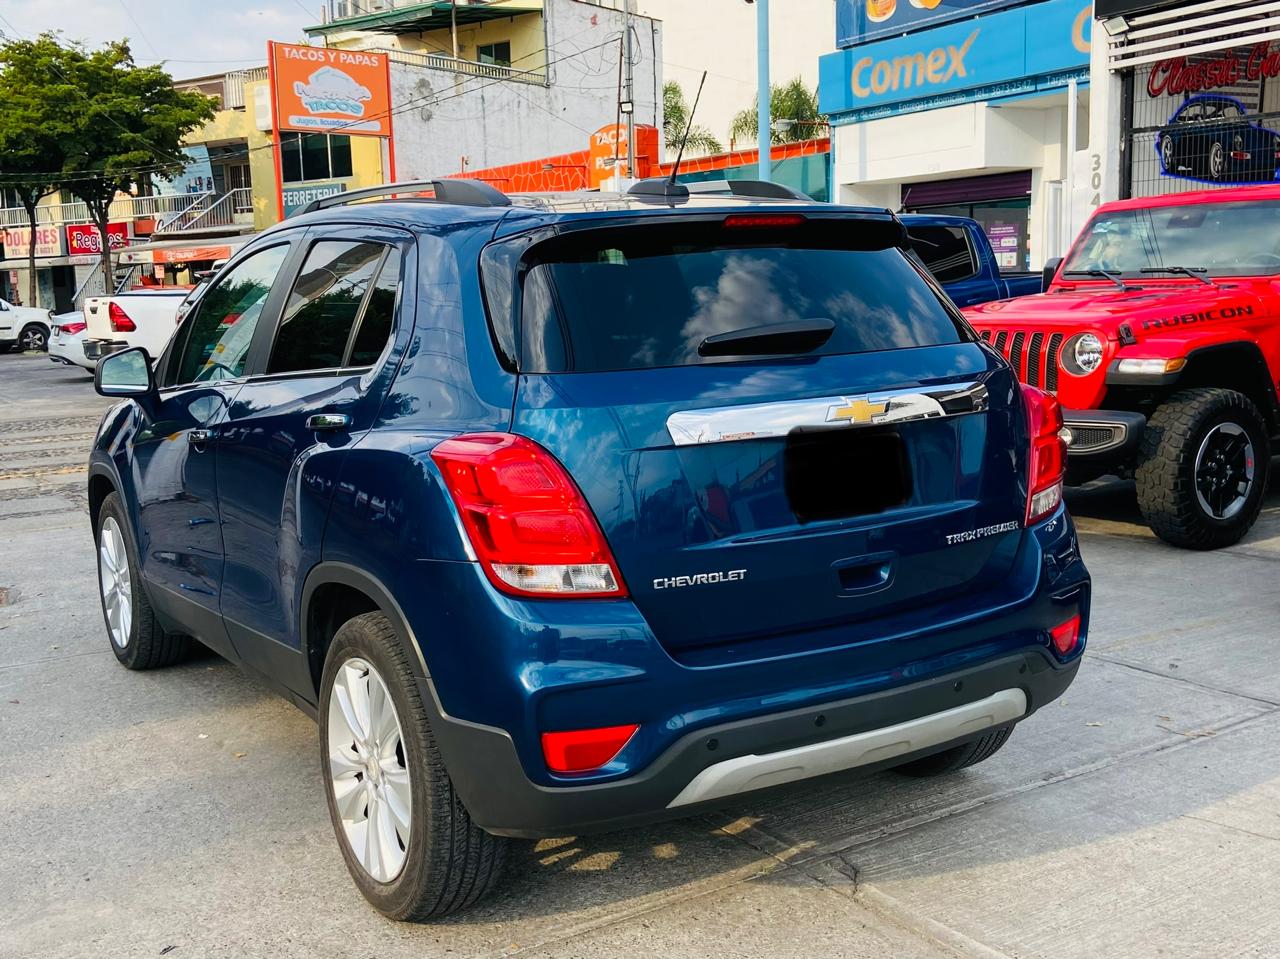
xmin=821 ymin=0 xmax=1092 ymax=117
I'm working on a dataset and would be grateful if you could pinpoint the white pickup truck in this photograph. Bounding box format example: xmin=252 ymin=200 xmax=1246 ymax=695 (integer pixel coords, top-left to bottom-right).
xmin=82 ymin=288 xmax=196 ymax=363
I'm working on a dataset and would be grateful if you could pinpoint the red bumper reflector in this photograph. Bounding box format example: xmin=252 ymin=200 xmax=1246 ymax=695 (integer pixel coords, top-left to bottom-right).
xmin=1050 ymin=614 xmax=1081 ymax=655
xmin=542 ymin=724 xmax=639 ymax=773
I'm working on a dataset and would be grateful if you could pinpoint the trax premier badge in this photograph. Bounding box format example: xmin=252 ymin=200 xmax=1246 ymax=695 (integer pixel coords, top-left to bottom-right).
xmin=653 ymin=569 xmax=747 ymax=590
xmin=945 ymin=521 xmax=1020 ymax=545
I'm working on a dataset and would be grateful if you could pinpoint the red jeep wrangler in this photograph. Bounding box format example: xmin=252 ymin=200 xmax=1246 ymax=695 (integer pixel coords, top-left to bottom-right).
xmin=965 ymin=184 xmax=1280 ymax=549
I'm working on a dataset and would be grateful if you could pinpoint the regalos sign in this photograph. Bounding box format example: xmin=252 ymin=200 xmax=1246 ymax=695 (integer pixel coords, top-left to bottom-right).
xmin=269 ymin=42 xmax=391 ymax=137
xmin=66 ymin=223 xmax=129 ymax=256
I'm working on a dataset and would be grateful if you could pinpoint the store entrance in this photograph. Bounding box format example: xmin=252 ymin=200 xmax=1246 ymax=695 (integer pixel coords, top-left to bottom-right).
xmin=902 ymin=172 xmax=1033 ymax=271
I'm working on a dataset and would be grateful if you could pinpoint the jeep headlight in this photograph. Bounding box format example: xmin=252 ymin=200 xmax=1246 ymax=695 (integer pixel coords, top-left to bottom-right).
xmin=1062 ymin=333 xmax=1104 ymax=376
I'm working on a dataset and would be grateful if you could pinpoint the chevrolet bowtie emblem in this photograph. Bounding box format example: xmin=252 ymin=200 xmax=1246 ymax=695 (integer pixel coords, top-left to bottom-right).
xmin=827 ymin=397 xmax=889 ymax=425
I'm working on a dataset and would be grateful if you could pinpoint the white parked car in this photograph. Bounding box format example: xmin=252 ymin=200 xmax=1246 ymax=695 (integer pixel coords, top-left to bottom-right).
xmin=82 ymin=288 xmax=193 ymax=362
xmin=47 ymin=313 xmax=96 ymax=374
xmin=0 ymin=298 xmax=53 ymax=352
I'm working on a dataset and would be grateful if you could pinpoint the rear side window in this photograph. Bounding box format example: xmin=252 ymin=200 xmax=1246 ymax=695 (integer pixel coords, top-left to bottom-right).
xmin=508 ymin=219 xmax=966 ymax=374
xmin=268 ymin=240 xmax=401 ymax=374
xmin=907 ymin=226 xmax=978 ymax=283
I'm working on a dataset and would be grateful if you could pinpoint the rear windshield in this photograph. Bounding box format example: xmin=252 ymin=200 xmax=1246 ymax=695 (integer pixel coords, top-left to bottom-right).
xmin=494 ymin=219 xmax=967 ymax=374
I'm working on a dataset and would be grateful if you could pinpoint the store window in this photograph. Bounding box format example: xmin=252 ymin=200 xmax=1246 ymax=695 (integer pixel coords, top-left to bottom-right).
xmin=280 ymin=132 xmax=353 ymax=184
xmin=477 ymin=41 xmax=512 ymax=66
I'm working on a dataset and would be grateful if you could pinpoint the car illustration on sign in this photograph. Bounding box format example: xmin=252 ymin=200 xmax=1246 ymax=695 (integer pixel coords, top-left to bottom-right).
xmin=1156 ymin=94 xmax=1280 ymax=183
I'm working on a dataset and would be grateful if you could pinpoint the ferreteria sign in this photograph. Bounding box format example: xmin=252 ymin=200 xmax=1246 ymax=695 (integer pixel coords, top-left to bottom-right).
xmin=819 ymin=0 xmax=1092 ymax=116
xmin=1147 ymin=42 xmax=1280 ymax=97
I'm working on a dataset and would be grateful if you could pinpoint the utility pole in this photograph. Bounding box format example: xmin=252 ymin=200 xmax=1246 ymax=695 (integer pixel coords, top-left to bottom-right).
xmin=756 ymin=0 xmax=771 ymax=182
xmin=624 ymin=0 xmax=636 ymax=179
xmin=451 ymin=0 xmax=459 ymax=60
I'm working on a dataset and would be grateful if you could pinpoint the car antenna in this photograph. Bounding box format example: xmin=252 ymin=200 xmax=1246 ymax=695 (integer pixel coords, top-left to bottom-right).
xmin=667 ymin=70 xmax=708 ymax=188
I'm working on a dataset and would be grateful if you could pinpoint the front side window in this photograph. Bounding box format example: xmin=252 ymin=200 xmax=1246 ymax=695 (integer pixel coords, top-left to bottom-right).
xmin=508 ymin=219 xmax=965 ymax=374
xmin=1062 ymin=200 xmax=1280 ymax=277
xmin=268 ymin=240 xmax=401 ymax=374
xmin=907 ymin=226 xmax=978 ymax=283
xmin=172 ymin=244 xmax=289 ymax=385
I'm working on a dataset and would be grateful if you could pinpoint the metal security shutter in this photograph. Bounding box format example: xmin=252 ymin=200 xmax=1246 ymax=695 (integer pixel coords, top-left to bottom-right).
xmin=1108 ymin=0 xmax=1280 ymax=70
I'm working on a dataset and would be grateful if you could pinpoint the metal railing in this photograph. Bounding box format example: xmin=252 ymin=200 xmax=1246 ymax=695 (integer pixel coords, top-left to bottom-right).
xmin=379 ymin=47 xmax=546 ymax=85
xmin=0 ymin=193 xmax=212 ymax=230
xmin=154 ymin=188 xmax=253 ymax=235
xmin=222 ymin=67 xmax=269 ymax=110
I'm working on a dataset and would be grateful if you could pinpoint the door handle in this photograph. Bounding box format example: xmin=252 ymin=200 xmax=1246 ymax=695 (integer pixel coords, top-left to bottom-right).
xmin=188 ymin=428 xmax=216 ymax=445
xmin=307 ymin=413 xmax=351 ymax=431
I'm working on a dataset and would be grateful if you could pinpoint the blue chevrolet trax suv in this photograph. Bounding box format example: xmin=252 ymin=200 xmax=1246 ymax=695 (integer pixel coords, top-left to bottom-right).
xmin=89 ymin=178 xmax=1089 ymax=919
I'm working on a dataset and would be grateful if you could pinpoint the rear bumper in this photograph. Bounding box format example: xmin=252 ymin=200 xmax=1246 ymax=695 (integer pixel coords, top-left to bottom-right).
xmin=83 ymin=339 xmax=128 ymax=362
xmin=425 ymin=648 xmax=1078 ymax=837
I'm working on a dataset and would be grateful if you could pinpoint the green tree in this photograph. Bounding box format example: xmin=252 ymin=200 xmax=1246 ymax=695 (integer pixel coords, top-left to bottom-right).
xmin=731 ymin=77 xmax=826 ymax=146
xmin=0 ymin=35 xmax=76 ymax=307
xmin=57 ymin=40 xmax=215 ymax=288
xmin=663 ymin=80 xmax=723 ymax=156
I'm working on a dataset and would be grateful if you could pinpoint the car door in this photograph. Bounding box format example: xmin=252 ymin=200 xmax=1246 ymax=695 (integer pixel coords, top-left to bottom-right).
xmin=907 ymin=225 xmax=997 ymax=306
xmin=0 ymin=299 xmax=14 ymax=341
xmin=212 ymin=225 xmax=414 ymax=695
xmin=133 ymin=238 xmax=300 ymax=658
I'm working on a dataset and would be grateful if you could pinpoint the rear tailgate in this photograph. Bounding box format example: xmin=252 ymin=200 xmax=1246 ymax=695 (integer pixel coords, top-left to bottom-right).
xmin=497 ymin=213 xmax=1031 ymax=663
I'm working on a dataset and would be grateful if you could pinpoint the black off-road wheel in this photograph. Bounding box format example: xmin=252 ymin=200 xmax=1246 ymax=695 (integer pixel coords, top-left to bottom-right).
xmin=95 ymin=492 xmax=190 ymax=669
xmin=892 ymin=726 xmax=1013 ymax=777
xmin=319 ymin=611 xmax=508 ymax=920
xmin=1136 ymin=388 xmax=1270 ymax=550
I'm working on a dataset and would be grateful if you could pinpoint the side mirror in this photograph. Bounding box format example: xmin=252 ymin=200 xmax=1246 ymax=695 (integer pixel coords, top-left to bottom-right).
xmin=1042 ymin=257 xmax=1064 ymax=292
xmin=95 ymin=346 xmax=156 ymax=399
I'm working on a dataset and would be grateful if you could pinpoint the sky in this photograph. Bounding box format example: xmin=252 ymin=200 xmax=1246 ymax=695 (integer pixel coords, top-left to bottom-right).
xmin=0 ymin=1 xmax=316 ymax=78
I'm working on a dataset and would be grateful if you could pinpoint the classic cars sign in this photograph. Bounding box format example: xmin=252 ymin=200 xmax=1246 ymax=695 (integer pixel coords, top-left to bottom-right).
xmin=65 ymin=223 xmax=130 ymax=256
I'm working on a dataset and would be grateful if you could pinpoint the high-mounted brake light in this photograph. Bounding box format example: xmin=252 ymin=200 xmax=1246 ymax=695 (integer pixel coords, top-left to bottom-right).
xmin=431 ymin=433 xmax=627 ymax=598
xmin=542 ymin=724 xmax=639 ymax=773
xmin=108 ymin=302 xmax=136 ymax=333
xmin=1023 ymin=385 xmax=1066 ymax=526
xmin=722 ymin=213 xmax=807 ymax=229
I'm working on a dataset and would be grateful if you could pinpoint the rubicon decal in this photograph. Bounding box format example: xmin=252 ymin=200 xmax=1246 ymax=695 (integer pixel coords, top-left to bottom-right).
xmin=946 ymin=521 xmax=1020 ymax=545
xmin=1141 ymin=304 xmax=1253 ymax=331
xmin=653 ymin=569 xmax=747 ymax=590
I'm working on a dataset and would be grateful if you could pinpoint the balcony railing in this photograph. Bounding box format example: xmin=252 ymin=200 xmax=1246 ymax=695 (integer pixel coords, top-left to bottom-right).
xmin=379 ymin=47 xmax=546 ymax=85
xmin=0 ymin=193 xmax=213 ymax=231
xmin=222 ymin=67 xmax=269 ymax=110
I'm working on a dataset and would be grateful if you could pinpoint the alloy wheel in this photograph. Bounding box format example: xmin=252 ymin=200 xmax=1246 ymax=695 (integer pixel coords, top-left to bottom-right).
xmin=1209 ymin=141 xmax=1225 ymax=179
xmin=20 ymin=326 xmax=46 ymax=351
xmin=327 ymin=657 xmax=412 ymax=884
xmin=1160 ymin=136 xmax=1174 ymax=172
xmin=98 ymin=517 xmax=133 ymax=648
xmin=1194 ymin=422 xmax=1254 ymax=521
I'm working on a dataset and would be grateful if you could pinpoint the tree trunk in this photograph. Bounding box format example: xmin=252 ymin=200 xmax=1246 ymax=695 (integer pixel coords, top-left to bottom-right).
xmin=93 ymin=204 xmax=114 ymax=297
xmin=21 ymin=196 xmax=39 ymax=308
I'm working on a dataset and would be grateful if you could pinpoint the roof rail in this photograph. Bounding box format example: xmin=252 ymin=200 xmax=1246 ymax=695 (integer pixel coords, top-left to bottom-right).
xmin=294 ymin=178 xmax=512 ymax=216
xmin=685 ymin=179 xmax=812 ymax=201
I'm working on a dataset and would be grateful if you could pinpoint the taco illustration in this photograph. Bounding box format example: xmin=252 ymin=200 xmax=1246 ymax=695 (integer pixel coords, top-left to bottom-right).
xmin=866 ymin=0 xmax=897 ymax=22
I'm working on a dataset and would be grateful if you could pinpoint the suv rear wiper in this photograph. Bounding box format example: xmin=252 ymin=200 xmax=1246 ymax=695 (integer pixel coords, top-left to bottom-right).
xmin=1061 ymin=269 xmax=1129 ymax=291
xmin=698 ymin=318 xmax=836 ymax=357
xmin=1140 ymin=266 xmax=1214 ymax=287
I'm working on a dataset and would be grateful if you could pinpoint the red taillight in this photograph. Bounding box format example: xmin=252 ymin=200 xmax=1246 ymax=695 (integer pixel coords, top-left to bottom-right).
xmin=1050 ymin=613 xmax=1081 ymax=655
xmin=722 ymin=213 xmax=807 ymax=228
xmin=430 ymin=433 xmax=627 ymax=598
xmin=542 ymin=724 xmax=639 ymax=773
xmin=1023 ymin=384 xmax=1066 ymax=525
xmin=108 ymin=302 xmax=136 ymax=332
xmin=59 ymin=322 xmax=86 ymax=335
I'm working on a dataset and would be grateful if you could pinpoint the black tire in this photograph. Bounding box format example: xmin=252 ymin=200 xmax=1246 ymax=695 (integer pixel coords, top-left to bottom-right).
xmin=18 ymin=322 xmax=48 ymax=352
xmin=891 ymin=726 xmax=1013 ymax=777
xmin=1136 ymin=388 xmax=1270 ymax=550
xmin=95 ymin=492 xmax=190 ymax=669
xmin=319 ymin=612 xmax=507 ymax=920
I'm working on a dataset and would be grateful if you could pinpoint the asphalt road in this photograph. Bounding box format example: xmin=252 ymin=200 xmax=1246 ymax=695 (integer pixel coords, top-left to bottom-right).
xmin=2 ymin=350 xmax=1279 ymax=959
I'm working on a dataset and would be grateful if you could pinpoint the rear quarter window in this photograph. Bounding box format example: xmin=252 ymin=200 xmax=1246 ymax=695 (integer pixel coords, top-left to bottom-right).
xmin=488 ymin=218 xmax=968 ymax=374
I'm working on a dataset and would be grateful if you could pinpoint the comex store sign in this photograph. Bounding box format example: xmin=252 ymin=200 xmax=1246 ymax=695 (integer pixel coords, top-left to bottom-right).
xmin=819 ymin=0 xmax=1091 ymax=119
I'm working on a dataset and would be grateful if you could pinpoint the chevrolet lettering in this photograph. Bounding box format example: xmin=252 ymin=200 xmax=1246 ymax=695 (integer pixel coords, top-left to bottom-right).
xmin=88 ymin=176 xmax=1088 ymax=920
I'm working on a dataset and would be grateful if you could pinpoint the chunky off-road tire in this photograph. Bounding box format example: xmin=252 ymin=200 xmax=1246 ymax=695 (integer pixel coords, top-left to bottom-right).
xmin=1136 ymin=388 xmax=1270 ymax=550
xmin=891 ymin=726 xmax=1013 ymax=777
xmin=319 ymin=612 xmax=507 ymax=920
xmin=95 ymin=492 xmax=190 ymax=669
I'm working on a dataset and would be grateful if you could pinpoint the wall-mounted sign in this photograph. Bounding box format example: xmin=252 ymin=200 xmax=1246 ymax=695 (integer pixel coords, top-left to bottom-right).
xmin=156 ymin=145 xmax=216 ymax=195
xmin=837 ymin=0 xmax=1024 ymax=49
xmin=820 ymin=0 xmax=1092 ymax=115
xmin=269 ymin=42 xmax=392 ymax=137
xmin=66 ymin=223 xmax=130 ymax=257
xmin=282 ymin=180 xmax=348 ymax=217
xmin=3 ymin=225 xmax=65 ymax=259
xmin=1147 ymin=43 xmax=1280 ymax=98
xmin=1155 ymin=94 xmax=1280 ymax=185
